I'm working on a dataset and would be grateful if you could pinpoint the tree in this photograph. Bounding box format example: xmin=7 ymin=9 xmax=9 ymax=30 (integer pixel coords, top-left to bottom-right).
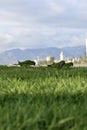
xmin=18 ymin=60 xmax=35 ymax=67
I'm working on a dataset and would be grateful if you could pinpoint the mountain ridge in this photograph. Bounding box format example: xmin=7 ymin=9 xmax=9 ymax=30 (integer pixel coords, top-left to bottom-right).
xmin=0 ymin=45 xmax=85 ymax=65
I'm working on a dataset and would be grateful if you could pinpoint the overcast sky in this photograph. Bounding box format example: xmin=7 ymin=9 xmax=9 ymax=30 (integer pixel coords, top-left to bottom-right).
xmin=0 ymin=0 xmax=87 ymax=52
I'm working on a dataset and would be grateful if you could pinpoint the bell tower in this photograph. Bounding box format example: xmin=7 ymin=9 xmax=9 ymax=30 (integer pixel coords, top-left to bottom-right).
xmin=85 ymin=39 xmax=87 ymax=57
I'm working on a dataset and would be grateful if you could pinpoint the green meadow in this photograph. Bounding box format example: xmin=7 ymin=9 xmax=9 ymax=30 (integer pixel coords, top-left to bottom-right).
xmin=0 ymin=66 xmax=87 ymax=130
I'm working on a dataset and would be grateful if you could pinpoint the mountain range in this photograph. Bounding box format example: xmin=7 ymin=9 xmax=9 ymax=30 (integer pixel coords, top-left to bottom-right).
xmin=0 ymin=45 xmax=85 ymax=65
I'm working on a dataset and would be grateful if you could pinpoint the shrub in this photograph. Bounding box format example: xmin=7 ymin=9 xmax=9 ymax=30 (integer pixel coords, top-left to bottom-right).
xmin=50 ymin=60 xmax=65 ymax=69
xmin=18 ymin=60 xmax=35 ymax=67
xmin=50 ymin=61 xmax=73 ymax=69
xmin=64 ymin=62 xmax=73 ymax=68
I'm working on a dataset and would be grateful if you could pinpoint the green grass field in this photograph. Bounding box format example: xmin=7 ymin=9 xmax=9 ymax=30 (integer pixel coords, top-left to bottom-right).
xmin=0 ymin=66 xmax=87 ymax=130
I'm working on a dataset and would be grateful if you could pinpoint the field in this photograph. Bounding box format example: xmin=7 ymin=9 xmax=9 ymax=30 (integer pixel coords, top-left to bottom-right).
xmin=0 ymin=66 xmax=87 ymax=130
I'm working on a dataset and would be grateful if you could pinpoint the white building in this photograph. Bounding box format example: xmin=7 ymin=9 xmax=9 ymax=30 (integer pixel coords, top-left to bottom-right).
xmin=86 ymin=39 xmax=87 ymax=56
xmin=60 ymin=51 xmax=64 ymax=61
xmin=34 ymin=56 xmax=40 ymax=66
xmin=46 ymin=56 xmax=55 ymax=64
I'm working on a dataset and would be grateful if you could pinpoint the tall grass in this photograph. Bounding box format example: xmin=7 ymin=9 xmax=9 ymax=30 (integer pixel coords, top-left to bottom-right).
xmin=0 ymin=66 xmax=87 ymax=130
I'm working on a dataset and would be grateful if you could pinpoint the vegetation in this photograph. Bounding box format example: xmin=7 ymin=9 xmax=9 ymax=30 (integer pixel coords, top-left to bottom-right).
xmin=50 ymin=60 xmax=73 ymax=69
xmin=18 ymin=60 xmax=35 ymax=66
xmin=0 ymin=66 xmax=87 ymax=130
xmin=63 ymin=62 xmax=73 ymax=68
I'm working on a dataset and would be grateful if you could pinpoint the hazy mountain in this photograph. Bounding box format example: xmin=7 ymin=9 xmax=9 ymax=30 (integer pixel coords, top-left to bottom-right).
xmin=0 ymin=46 xmax=85 ymax=65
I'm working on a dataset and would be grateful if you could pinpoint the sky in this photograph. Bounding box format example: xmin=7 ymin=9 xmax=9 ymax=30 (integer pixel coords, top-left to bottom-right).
xmin=0 ymin=0 xmax=87 ymax=52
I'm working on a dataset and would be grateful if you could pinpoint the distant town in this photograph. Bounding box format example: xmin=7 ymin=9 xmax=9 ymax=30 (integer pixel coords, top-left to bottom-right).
xmin=7 ymin=39 xmax=87 ymax=68
xmin=28 ymin=38 xmax=87 ymax=67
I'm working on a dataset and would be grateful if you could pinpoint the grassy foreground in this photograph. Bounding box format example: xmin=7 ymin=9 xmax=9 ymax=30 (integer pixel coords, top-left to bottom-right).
xmin=0 ymin=66 xmax=87 ymax=130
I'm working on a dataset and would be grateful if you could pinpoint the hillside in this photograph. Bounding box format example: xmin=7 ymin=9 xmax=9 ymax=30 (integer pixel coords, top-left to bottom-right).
xmin=0 ymin=46 xmax=85 ymax=64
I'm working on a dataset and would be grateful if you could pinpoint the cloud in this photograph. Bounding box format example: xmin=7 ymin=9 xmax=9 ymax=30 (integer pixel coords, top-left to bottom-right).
xmin=0 ymin=33 xmax=16 ymax=51
xmin=0 ymin=0 xmax=87 ymax=52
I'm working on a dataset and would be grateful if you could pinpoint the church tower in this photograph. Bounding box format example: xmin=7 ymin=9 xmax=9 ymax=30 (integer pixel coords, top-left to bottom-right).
xmin=85 ymin=39 xmax=87 ymax=57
